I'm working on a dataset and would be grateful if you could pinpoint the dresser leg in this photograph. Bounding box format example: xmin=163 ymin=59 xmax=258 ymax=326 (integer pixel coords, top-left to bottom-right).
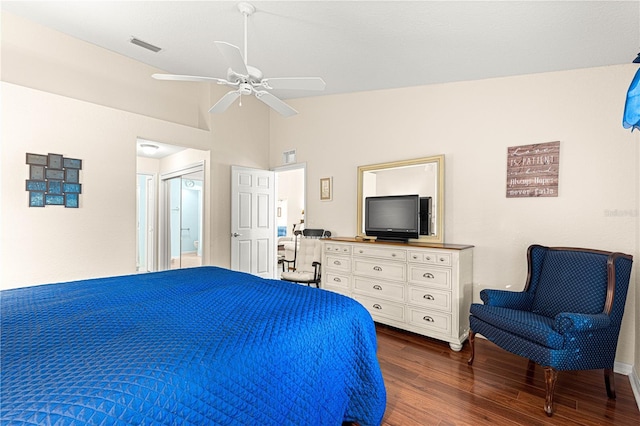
xmin=449 ymin=342 xmax=463 ymax=352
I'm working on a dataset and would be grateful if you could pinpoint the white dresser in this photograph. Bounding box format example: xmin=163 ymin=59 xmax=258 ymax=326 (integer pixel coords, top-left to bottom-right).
xmin=322 ymin=237 xmax=473 ymax=351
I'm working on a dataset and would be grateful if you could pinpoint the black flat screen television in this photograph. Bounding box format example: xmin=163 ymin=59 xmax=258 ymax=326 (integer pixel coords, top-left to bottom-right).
xmin=365 ymin=194 xmax=419 ymax=242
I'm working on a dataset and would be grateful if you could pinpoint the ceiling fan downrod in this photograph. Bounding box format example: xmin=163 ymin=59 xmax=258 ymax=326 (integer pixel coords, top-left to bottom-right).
xmin=237 ymin=2 xmax=255 ymax=67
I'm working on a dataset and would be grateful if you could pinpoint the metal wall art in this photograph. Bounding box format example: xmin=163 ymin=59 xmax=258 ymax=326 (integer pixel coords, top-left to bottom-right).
xmin=26 ymin=153 xmax=82 ymax=208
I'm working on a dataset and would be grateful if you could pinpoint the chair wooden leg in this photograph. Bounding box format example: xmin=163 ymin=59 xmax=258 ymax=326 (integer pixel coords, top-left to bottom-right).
xmin=604 ymin=368 xmax=616 ymax=399
xmin=544 ymin=367 xmax=558 ymax=416
xmin=467 ymin=330 xmax=475 ymax=365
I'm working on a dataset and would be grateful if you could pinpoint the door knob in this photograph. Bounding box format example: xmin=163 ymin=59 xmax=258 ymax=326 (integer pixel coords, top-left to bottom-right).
xmin=232 ymin=232 xmax=242 ymax=237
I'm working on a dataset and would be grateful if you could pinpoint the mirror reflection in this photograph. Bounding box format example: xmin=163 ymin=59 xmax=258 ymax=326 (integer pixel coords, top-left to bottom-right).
xmin=357 ymin=155 xmax=444 ymax=243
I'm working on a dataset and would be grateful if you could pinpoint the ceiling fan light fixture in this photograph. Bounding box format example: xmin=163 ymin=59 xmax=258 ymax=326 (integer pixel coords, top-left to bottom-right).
xmin=130 ymin=36 xmax=162 ymax=53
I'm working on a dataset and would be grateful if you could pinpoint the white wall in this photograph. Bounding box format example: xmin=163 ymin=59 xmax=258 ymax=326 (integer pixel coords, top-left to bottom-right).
xmin=0 ymin=82 xmax=210 ymax=287
xmin=269 ymin=65 xmax=639 ymax=367
xmin=0 ymin=12 xmax=270 ymax=287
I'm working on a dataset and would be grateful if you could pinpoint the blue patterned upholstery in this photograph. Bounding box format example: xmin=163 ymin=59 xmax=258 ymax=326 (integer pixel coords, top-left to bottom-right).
xmin=468 ymin=244 xmax=633 ymax=415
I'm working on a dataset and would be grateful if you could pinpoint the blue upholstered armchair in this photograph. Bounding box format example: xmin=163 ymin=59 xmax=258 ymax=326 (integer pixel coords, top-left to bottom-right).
xmin=468 ymin=244 xmax=633 ymax=416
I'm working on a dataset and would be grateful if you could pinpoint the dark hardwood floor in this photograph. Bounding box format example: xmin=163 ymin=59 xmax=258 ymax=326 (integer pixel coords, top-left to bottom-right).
xmin=375 ymin=324 xmax=640 ymax=425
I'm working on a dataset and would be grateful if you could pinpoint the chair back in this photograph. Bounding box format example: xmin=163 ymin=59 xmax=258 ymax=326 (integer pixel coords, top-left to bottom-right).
xmin=528 ymin=246 xmax=633 ymax=321
xmin=294 ymin=238 xmax=322 ymax=273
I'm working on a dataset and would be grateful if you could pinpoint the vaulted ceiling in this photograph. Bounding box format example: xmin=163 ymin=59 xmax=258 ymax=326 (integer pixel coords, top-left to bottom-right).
xmin=3 ymin=1 xmax=639 ymax=100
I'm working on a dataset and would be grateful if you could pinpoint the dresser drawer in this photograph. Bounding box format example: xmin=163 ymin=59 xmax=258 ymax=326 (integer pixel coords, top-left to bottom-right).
xmin=407 ymin=307 xmax=452 ymax=335
xmin=408 ymin=265 xmax=451 ymax=290
xmin=408 ymin=250 xmax=452 ymax=266
xmin=324 ymin=243 xmax=352 ymax=255
xmin=353 ymin=277 xmax=405 ymax=302
xmin=353 ymin=295 xmax=405 ymax=322
xmin=353 ymin=258 xmax=406 ymax=281
xmin=325 ymin=255 xmax=351 ymax=273
xmin=353 ymin=246 xmax=406 ymax=261
xmin=407 ymin=287 xmax=451 ymax=312
xmin=324 ymin=272 xmax=351 ymax=290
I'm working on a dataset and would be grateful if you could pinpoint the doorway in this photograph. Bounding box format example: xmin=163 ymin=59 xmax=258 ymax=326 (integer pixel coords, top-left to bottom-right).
xmin=275 ymin=165 xmax=306 ymax=237
xmin=161 ymin=164 xmax=204 ymax=270
xmin=274 ymin=163 xmax=306 ymax=274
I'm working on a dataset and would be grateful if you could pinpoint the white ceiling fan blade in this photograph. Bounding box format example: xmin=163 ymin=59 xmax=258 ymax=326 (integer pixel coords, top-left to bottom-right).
xmin=209 ymin=90 xmax=241 ymax=113
xmin=254 ymin=91 xmax=298 ymax=117
xmin=214 ymin=41 xmax=249 ymax=76
xmin=152 ymin=73 xmax=228 ymax=84
xmin=262 ymin=77 xmax=326 ymax=91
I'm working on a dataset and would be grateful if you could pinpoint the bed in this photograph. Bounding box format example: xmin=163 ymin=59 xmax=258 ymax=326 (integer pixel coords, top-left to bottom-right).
xmin=1 ymin=266 xmax=386 ymax=425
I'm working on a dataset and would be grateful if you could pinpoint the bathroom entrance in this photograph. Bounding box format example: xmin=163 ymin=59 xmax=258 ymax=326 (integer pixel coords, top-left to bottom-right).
xmin=161 ymin=164 xmax=204 ymax=270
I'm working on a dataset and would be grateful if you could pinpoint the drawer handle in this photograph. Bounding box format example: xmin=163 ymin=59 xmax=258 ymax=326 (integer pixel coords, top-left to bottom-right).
xmin=359 ymin=250 xmax=364 ymax=253
xmin=373 ymin=284 xmax=383 ymax=291
xmin=439 ymin=257 xmax=446 ymax=262
xmin=426 ymin=256 xmax=432 ymax=261
xmin=412 ymin=255 xmax=419 ymax=260
xmin=391 ymin=253 xmax=396 ymax=257
xmin=333 ymin=277 xmax=342 ymax=282
xmin=423 ymin=316 xmax=434 ymax=322
xmin=373 ymin=266 xmax=382 ymax=272
xmin=373 ymin=304 xmax=382 ymax=310
xmin=333 ymin=260 xmax=342 ymax=265
xmin=423 ymin=294 xmax=434 ymax=300
xmin=423 ymin=272 xmax=435 ymax=279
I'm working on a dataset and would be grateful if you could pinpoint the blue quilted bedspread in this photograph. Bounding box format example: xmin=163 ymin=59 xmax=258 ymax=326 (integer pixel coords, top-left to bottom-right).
xmin=1 ymin=267 xmax=386 ymax=425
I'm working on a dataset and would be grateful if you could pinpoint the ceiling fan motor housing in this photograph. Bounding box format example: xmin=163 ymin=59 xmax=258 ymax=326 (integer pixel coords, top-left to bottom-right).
xmin=226 ymin=65 xmax=263 ymax=85
xmin=239 ymin=83 xmax=253 ymax=95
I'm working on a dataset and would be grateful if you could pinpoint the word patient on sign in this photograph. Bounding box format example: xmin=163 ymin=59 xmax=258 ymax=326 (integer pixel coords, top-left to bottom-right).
xmin=506 ymin=141 xmax=560 ymax=198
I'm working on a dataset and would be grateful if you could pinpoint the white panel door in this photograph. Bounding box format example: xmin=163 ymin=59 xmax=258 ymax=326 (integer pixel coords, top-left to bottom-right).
xmin=231 ymin=166 xmax=276 ymax=278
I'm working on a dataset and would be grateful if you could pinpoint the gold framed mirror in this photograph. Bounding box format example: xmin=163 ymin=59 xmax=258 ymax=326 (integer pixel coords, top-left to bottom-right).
xmin=357 ymin=155 xmax=444 ymax=243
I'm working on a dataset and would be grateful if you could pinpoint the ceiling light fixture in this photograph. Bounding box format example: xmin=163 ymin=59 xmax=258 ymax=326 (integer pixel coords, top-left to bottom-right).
xmin=130 ymin=36 xmax=162 ymax=53
xmin=140 ymin=143 xmax=159 ymax=155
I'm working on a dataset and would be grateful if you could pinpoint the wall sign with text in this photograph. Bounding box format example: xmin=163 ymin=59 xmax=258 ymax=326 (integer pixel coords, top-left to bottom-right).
xmin=506 ymin=141 xmax=560 ymax=198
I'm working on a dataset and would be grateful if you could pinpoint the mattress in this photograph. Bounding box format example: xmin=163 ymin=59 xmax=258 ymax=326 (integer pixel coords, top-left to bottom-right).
xmin=1 ymin=266 xmax=386 ymax=425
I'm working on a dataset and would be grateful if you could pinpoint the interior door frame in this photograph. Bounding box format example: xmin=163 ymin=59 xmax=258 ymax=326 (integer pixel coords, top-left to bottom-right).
xmin=159 ymin=161 xmax=205 ymax=270
xmin=136 ymin=173 xmax=156 ymax=272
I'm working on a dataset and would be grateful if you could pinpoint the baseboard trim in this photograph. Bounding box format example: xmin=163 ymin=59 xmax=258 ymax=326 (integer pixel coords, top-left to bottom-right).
xmin=629 ymin=365 xmax=640 ymax=411
xmin=614 ymin=361 xmax=633 ymax=375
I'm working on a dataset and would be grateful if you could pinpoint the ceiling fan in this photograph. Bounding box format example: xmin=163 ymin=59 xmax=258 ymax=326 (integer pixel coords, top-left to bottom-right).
xmin=152 ymin=2 xmax=325 ymax=117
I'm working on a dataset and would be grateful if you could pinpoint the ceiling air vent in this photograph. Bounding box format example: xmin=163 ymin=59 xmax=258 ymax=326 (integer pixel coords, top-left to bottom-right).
xmin=130 ymin=36 xmax=162 ymax=53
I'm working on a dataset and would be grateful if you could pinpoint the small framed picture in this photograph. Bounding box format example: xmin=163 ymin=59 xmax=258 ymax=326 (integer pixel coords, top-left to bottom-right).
xmin=48 ymin=180 xmax=63 ymax=195
xmin=320 ymin=177 xmax=332 ymax=201
xmin=63 ymin=183 xmax=81 ymax=194
xmin=29 ymin=191 xmax=45 ymax=207
xmin=26 ymin=180 xmax=47 ymax=192
xmin=30 ymin=165 xmax=45 ymax=180
xmin=65 ymin=168 xmax=79 ymax=183
xmin=63 ymin=157 xmax=82 ymax=169
xmin=45 ymin=194 xmax=64 ymax=205
xmin=45 ymin=169 xmax=65 ymax=180
xmin=65 ymin=193 xmax=79 ymax=208
xmin=26 ymin=153 xmax=48 ymax=166
xmin=48 ymin=153 xmax=63 ymax=170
